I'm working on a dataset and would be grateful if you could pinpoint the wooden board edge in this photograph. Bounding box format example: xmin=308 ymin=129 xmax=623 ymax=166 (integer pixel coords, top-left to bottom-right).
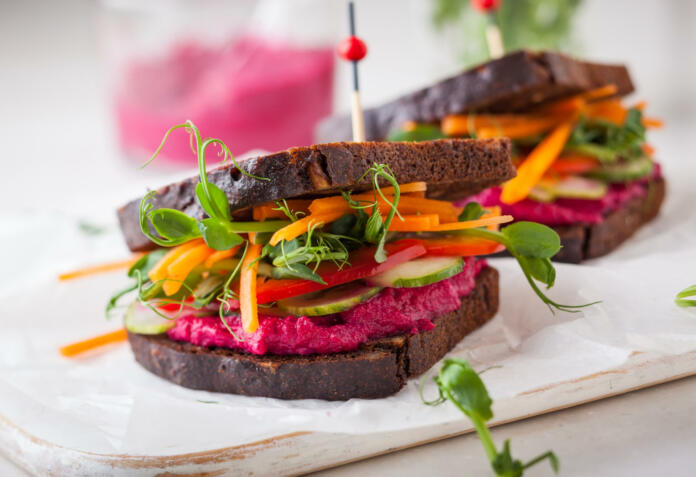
xmin=1 ymin=350 xmax=695 ymax=476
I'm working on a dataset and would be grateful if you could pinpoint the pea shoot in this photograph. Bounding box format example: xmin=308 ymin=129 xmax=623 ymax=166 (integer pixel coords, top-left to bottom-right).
xmin=423 ymin=358 xmax=559 ymax=477
xmin=456 ymin=216 xmax=598 ymax=313
xmin=675 ymin=284 xmax=696 ymax=308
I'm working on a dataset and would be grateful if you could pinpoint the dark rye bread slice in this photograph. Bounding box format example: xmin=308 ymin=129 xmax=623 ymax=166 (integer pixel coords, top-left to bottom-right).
xmin=315 ymin=49 xmax=634 ymax=142
xmin=127 ymin=267 xmax=499 ymax=400
xmin=551 ymin=177 xmax=665 ymax=263
xmin=117 ymin=139 xmax=513 ymax=252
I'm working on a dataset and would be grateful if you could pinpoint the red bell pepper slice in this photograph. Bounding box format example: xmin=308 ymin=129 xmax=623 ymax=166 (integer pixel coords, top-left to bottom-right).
xmin=255 ymin=239 xmax=427 ymax=304
xmin=418 ymin=237 xmax=505 ymax=257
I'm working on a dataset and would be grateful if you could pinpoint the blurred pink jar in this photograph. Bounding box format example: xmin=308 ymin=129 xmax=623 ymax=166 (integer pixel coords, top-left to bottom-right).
xmin=101 ymin=0 xmax=338 ymax=164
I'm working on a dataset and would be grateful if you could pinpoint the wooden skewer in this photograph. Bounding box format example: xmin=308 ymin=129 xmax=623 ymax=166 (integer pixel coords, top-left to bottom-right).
xmin=485 ymin=22 xmax=504 ymax=59
xmin=347 ymin=1 xmax=365 ymax=142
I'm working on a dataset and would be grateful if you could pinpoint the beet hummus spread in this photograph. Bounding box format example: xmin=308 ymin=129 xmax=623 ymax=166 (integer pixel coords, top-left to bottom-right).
xmin=463 ymin=168 xmax=661 ymax=226
xmin=168 ymin=258 xmax=487 ymax=355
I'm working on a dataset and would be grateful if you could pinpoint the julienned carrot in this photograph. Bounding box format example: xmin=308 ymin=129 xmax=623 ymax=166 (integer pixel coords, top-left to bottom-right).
xmin=585 ymin=99 xmax=626 ymax=124
xmin=355 ymin=195 xmax=460 ymax=218
xmin=240 ymin=242 xmax=262 ymax=333
xmin=476 ymin=116 xmax=566 ymax=140
xmin=442 ymin=114 xmax=566 ymax=137
xmin=269 ymin=210 xmax=346 ymax=246
xmin=426 ymin=215 xmax=513 ymax=231
xmin=581 ymin=84 xmax=618 ymax=101
xmin=203 ymin=246 xmax=240 ymax=268
xmin=642 ymin=144 xmax=656 ymax=156
xmin=379 ymin=182 xmax=427 ymax=194
xmin=252 ymin=200 xmax=312 ymax=221
xmin=58 ymin=255 xmax=144 ymax=281
xmin=387 ymin=214 xmax=439 ymax=232
xmin=501 ymin=119 xmax=575 ymax=205
xmin=148 ymin=239 xmax=204 ymax=282
xmin=535 ymin=85 xmax=616 ymax=117
xmin=59 ymin=328 xmax=128 ymax=357
xmin=643 ymin=117 xmax=664 ymax=128
xmin=163 ymin=244 xmax=214 ymax=296
xmin=308 ymin=194 xmax=460 ymax=222
xmin=536 ymin=96 xmax=585 ymax=115
xmin=548 ymin=155 xmax=600 ymax=174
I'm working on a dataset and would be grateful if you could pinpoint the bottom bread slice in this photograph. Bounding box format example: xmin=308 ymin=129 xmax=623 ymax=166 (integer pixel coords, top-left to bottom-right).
xmin=552 ymin=177 xmax=665 ymax=263
xmin=127 ymin=266 xmax=499 ymax=401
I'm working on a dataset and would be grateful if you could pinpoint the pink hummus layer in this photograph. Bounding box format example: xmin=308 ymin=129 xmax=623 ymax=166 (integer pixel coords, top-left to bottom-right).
xmin=461 ymin=165 xmax=661 ymax=226
xmin=167 ymin=258 xmax=486 ymax=356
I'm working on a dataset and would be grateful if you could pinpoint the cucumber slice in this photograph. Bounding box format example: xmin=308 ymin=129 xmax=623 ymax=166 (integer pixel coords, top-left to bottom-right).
xmin=367 ymin=256 xmax=463 ymax=288
xmin=124 ymin=302 xmax=176 ymax=335
xmin=531 ymin=176 xmax=607 ymax=201
xmin=277 ymin=283 xmax=382 ymax=316
xmin=586 ymin=156 xmax=654 ymax=183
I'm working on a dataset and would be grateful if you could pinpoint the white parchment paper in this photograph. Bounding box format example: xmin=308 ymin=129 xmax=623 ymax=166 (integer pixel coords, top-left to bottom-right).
xmin=2 ymin=149 xmax=696 ymax=456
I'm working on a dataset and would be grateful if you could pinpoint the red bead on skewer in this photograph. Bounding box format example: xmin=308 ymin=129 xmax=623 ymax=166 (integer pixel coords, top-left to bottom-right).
xmin=338 ymin=1 xmax=367 ymax=142
xmin=471 ymin=0 xmax=500 ymax=12
xmin=337 ymin=35 xmax=367 ymax=62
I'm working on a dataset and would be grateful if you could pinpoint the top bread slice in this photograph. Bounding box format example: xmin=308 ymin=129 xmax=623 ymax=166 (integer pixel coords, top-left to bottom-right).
xmin=117 ymin=138 xmax=513 ymax=252
xmin=315 ymin=50 xmax=634 ymax=142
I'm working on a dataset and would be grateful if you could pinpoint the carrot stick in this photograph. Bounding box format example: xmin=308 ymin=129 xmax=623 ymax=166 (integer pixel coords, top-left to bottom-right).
xmin=642 ymin=144 xmax=656 ymax=156
xmin=203 ymin=246 xmax=240 ymax=268
xmin=240 ymin=243 xmax=262 ymax=333
xmin=426 ymin=215 xmax=513 ymax=231
xmin=60 ymin=328 xmax=128 ymax=357
xmin=163 ymin=244 xmax=214 ymax=296
xmin=269 ymin=210 xmax=346 ymax=246
xmin=379 ymin=182 xmax=427 ymax=194
xmin=387 ymin=214 xmax=439 ymax=231
xmin=252 ymin=200 xmax=311 ymax=221
xmin=500 ymin=119 xmax=576 ymax=205
xmin=581 ymin=84 xmax=618 ymax=101
xmin=536 ymin=97 xmax=585 ymax=115
xmin=643 ymin=117 xmax=664 ymax=128
xmin=148 ymin=239 xmax=205 ymax=283
xmin=476 ymin=116 xmax=567 ymax=139
xmin=442 ymin=114 xmax=567 ymax=137
xmin=59 ymin=255 xmax=144 ymax=281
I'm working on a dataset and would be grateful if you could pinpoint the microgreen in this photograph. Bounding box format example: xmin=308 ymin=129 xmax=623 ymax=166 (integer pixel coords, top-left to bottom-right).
xmin=459 ymin=202 xmax=485 ymax=221
xmin=358 ymin=163 xmax=402 ymax=263
xmin=138 ymin=121 xmax=275 ymax=251
xmin=675 ymin=284 xmax=696 ymax=308
xmin=274 ymin=199 xmax=305 ymax=222
xmin=455 ymin=214 xmax=598 ymax=312
xmin=77 ymin=220 xmax=107 ymax=236
xmin=422 ymin=358 xmax=559 ymax=477
xmin=566 ymin=108 xmax=646 ymax=162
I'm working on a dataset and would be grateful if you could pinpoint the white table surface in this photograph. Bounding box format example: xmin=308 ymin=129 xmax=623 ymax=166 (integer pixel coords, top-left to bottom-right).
xmin=2 ymin=1 xmax=696 ymax=476
xmin=2 ymin=375 xmax=695 ymax=476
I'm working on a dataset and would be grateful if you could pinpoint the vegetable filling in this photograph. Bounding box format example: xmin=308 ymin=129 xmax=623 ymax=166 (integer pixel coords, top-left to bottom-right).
xmin=107 ymin=122 xmax=594 ymax=355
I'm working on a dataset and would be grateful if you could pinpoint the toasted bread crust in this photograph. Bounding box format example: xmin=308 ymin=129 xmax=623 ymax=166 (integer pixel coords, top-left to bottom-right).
xmin=315 ymin=50 xmax=634 ymax=142
xmin=552 ymin=177 xmax=665 ymax=263
xmin=118 ymin=139 xmax=513 ymax=252
xmin=127 ymin=267 xmax=499 ymax=400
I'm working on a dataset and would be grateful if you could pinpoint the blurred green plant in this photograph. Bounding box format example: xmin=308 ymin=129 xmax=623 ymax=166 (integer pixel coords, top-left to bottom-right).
xmin=432 ymin=0 xmax=582 ymax=67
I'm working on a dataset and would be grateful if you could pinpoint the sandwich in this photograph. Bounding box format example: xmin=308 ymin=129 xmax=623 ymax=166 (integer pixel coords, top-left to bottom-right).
xmin=110 ymin=122 xmax=584 ymax=401
xmin=316 ymin=50 xmax=665 ymax=263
